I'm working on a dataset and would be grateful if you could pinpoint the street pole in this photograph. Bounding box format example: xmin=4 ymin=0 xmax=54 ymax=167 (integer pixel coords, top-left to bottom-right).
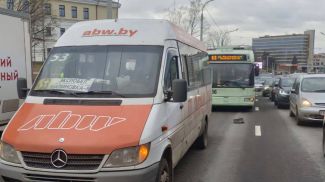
xmin=200 ymin=0 xmax=214 ymax=41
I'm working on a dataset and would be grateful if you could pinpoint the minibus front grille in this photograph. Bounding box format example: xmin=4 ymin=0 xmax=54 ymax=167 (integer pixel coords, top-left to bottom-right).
xmin=21 ymin=152 xmax=104 ymax=170
xmin=24 ymin=174 xmax=96 ymax=182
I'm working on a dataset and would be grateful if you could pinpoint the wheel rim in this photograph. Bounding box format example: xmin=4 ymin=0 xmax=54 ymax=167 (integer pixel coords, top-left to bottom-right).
xmin=160 ymin=164 xmax=169 ymax=182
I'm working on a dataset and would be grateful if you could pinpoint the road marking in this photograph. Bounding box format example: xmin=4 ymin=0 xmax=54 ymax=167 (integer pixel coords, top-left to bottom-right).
xmin=256 ymin=99 xmax=259 ymax=102
xmin=255 ymin=125 xmax=262 ymax=136
xmin=255 ymin=107 xmax=259 ymax=111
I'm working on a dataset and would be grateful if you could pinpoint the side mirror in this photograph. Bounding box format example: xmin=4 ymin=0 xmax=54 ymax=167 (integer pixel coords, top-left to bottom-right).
xmin=291 ymin=88 xmax=296 ymax=94
xmin=254 ymin=65 xmax=260 ymax=76
xmin=172 ymin=79 xmax=187 ymax=102
xmin=17 ymin=78 xmax=28 ymax=99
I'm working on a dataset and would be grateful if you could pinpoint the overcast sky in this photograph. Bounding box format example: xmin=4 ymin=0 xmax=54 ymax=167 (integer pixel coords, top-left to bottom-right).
xmin=119 ymin=0 xmax=325 ymax=53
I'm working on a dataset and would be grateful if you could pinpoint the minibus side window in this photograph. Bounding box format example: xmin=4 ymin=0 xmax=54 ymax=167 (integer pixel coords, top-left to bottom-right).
xmin=164 ymin=51 xmax=179 ymax=91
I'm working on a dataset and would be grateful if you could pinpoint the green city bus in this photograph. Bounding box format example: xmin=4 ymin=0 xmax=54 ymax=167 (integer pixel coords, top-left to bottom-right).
xmin=208 ymin=46 xmax=256 ymax=109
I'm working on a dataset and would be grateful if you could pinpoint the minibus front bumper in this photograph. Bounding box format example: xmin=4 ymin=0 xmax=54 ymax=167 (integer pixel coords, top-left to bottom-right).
xmin=0 ymin=162 xmax=159 ymax=182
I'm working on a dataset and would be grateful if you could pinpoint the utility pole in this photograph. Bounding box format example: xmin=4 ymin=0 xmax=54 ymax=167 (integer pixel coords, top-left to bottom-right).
xmin=200 ymin=0 xmax=214 ymax=41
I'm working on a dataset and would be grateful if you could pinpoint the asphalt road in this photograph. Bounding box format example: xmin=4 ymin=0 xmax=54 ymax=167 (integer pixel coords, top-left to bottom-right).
xmin=174 ymin=96 xmax=325 ymax=182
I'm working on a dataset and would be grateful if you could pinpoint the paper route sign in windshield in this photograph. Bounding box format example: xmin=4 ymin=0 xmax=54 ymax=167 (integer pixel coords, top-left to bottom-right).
xmin=35 ymin=78 xmax=94 ymax=92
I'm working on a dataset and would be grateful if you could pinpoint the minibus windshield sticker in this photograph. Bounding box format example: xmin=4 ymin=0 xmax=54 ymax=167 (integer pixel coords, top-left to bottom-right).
xmin=35 ymin=78 xmax=94 ymax=92
xmin=209 ymin=55 xmax=247 ymax=62
xmin=82 ymin=28 xmax=138 ymax=37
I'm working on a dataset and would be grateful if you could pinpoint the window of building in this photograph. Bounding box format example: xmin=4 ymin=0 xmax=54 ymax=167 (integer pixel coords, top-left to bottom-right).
xmin=44 ymin=3 xmax=51 ymax=15
xmin=83 ymin=8 xmax=89 ymax=20
xmin=60 ymin=28 xmax=66 ymax=36
xmin=71 ymin=6 xmax=77 ymax=18
xmin=59 ymin=5 xmax=65 ymax=17
xmin=7 ymin=0 xmax=14 ymax=10
xmin=45 ymin=27 xmax=52 ymax=36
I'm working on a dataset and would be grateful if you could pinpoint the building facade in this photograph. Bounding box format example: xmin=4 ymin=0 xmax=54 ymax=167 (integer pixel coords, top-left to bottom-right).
xmin=313 ymin=53 xmax=325 ymax=73
xmin=0 ymin=0 xmax=120 ymax=62
xmin=252 ymin=30 xmax=315 ymax=73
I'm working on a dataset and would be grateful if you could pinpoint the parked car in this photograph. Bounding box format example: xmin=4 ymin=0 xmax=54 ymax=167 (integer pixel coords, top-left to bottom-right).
xmin=269 ymin=78 xmax=280 ymax=101
xmin=274 ymin=77 xmax=295 ymax=108
xmin=290 ymin=74 xmax=325 ymax=125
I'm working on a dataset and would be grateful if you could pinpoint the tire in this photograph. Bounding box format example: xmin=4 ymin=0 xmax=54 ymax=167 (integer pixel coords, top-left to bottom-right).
xmin=156 ymin=158 xmax=172 ymax=182
xmin=296 ymin=108 xmax=304 ymax=125
xmin=289 ymin=109 xmax=295 ymax=117
xmin=195 ymin=121 xmax=208 ymax=150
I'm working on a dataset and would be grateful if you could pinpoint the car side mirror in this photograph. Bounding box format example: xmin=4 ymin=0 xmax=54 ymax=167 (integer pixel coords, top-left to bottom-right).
xmin=172 ymin=79 xmax=187 ymax=102
xmin=17 ymin=78 xmax=29 ymax=99
xmin=290 ymin=88 xmax=296 ymax=94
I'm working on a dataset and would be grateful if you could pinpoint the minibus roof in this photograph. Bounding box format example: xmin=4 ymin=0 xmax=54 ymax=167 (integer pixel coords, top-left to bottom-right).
xmin=55 ymin=19 xmax=206 ymax=51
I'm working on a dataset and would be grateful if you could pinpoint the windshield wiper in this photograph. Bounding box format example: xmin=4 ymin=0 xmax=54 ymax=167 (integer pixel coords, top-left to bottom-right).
xmin=74 ymin=91 xmax=126 ymax=98
xmin=33 ymin=89 xmax=78 ymax=96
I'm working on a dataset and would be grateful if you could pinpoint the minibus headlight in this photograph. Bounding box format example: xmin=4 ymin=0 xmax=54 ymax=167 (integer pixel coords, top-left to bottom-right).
xmin=0 ymin=141 xmax=20 ymax=164
xmin=104 ymin=144 xmax=150 ymax=168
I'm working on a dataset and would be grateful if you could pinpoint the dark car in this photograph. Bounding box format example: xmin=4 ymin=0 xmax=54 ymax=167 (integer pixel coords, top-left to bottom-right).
xmin=274 ymin=77 xmax=295 ymax=108
xmin=269 ymin=78 xmax=280 ymax=101
xmin=262 ymin=78 xmax=274 ymax=97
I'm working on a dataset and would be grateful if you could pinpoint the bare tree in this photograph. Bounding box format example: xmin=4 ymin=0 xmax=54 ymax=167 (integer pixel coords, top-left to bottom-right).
xmin=166 ymin=6 xmax=187 ymax=28
xmin=13 ymin=0 xmax=57 ymax=61
xmin=166 ymin=0 xmax=203 ymax=37
xmin=207 ymin=29 xmax=232 ymax=48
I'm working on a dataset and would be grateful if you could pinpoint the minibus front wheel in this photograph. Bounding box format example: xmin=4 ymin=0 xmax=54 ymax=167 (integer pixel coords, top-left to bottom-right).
xmin=156 ymin=157 xmax=172 ymax=182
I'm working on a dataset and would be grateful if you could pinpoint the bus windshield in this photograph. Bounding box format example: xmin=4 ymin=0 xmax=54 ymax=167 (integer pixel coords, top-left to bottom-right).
xmin=31 ymin=45 xmax=163 ymax=98
xmin=211 ymin=64 xmax=254 ymax=88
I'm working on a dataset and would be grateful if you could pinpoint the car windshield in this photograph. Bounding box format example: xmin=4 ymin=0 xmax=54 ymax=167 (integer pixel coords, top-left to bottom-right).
xmin=31 ymin=45 xmax=163 ymax=98
xmin=301 ymin=77 xmax=325 ymax=92
xmin=263 ymin=78 xmax=273 ymax=85
xmin=281 ymin=78 xmax=294 ymax=87
xmin=211 ymin=64 xmax=254 ymax=88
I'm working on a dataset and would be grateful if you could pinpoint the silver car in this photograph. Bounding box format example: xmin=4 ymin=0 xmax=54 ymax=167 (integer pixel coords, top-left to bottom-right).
xmin=289 ymin=74 xmax=325 ymax=125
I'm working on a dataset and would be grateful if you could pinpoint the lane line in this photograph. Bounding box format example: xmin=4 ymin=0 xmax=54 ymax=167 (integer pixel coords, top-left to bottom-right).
xmin=256 ymin=99 xmax=259 ymax=102
xmin=255 ymin=107 xmax=260 ymax=111
xmin=255 ymin=125 xmax=262 ymax=136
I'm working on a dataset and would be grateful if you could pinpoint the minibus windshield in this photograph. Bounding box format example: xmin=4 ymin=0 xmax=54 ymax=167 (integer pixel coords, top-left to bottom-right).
xmin=31 ymin=45 xmax=163 ymax=98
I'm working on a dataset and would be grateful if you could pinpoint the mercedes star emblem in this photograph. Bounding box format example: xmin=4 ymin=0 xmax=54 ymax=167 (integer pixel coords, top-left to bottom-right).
xmin=50 ymin=149 xmax=68 ymax=168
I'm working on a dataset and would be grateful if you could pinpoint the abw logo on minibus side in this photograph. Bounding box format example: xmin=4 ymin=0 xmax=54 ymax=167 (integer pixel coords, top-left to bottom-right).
xmin=18 ymin=111 xmax=127 ymax=132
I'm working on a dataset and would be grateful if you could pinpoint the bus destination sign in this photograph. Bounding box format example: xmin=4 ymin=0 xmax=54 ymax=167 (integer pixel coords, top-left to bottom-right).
xmin=209 ymin=54 xmax=247 ymax=62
